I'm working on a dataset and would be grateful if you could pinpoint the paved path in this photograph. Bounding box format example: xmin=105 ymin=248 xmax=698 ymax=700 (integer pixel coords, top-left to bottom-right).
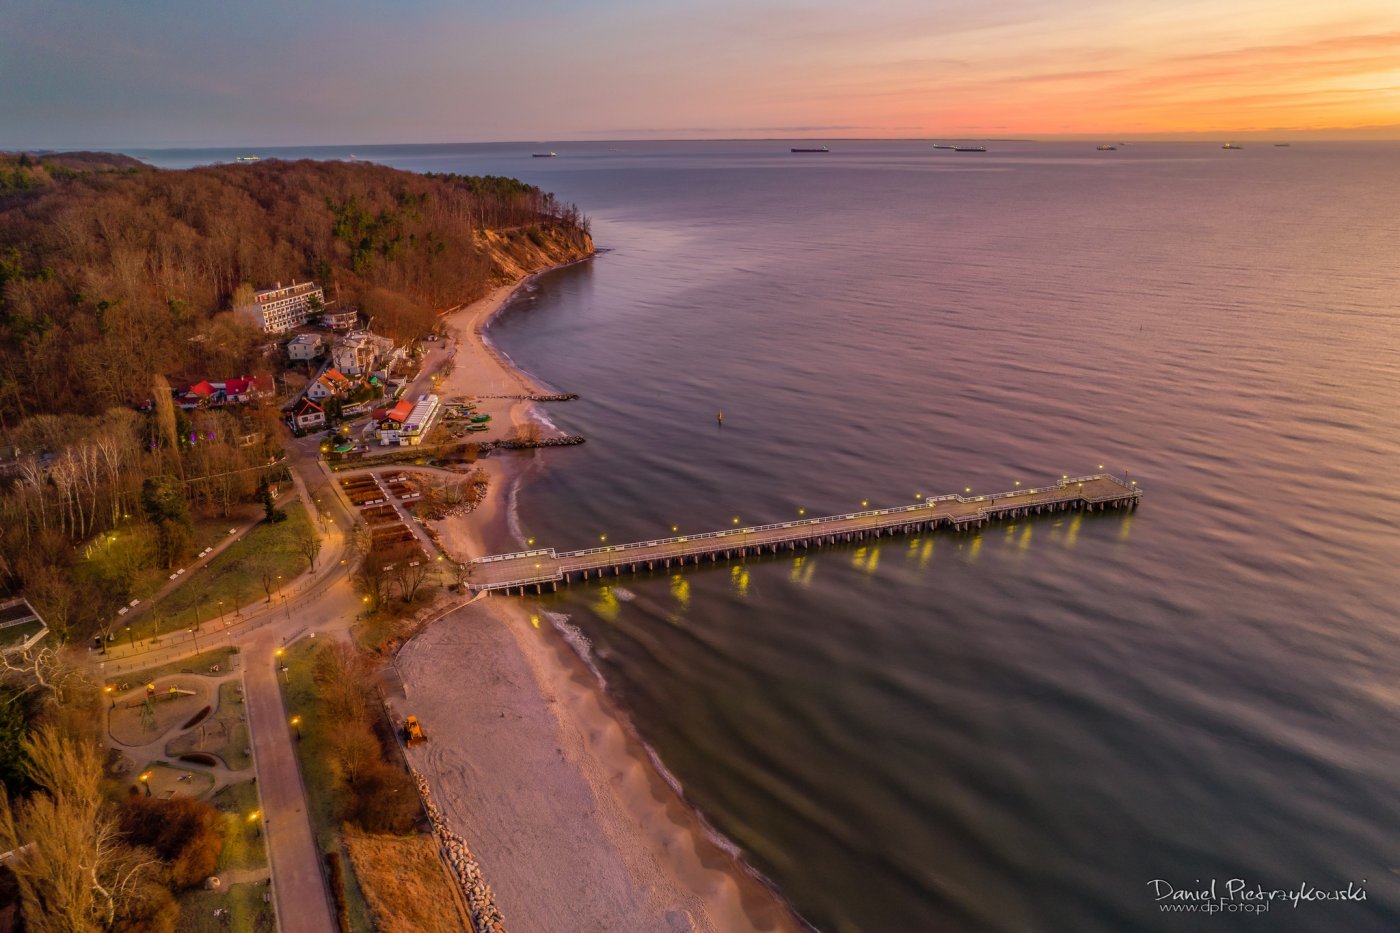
xmin=245 ymin=627 xmax=337 ymax=933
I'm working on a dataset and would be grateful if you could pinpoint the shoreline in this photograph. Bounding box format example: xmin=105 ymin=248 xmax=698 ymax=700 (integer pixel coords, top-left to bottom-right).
xmin=404 ymin=257 xmax=810 ymax=932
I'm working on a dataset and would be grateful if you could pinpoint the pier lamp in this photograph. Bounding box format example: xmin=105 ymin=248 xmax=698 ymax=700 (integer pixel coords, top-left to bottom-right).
xmin=139 ymin=771 xmax=153 ymax=797
xmin=915 ymin=493 xmax=923 ymax=501
xmin=1015 ymin=481 xmax=1021 ymax=487
xmin=798 ymin=508 xmax=806 ymax=517
xmin=1098 ymin=464 xmax=1105 ymax=470
xmin=861 ymin=500 xmax=869 ymax=508
xmin=671 ymin=525 xmax=678 ymax=533
xmin=527 ymin=537 xmax=536 ymax=546
xmin=290 ymin=715 xmax=302 ymax=740
xmin=599 ymin=534 xmax=608 ymax=544
xmin=965 ymin=487 xmax=971 ymax=494
xmin=732 ymin=517 xmax=740 ymax=526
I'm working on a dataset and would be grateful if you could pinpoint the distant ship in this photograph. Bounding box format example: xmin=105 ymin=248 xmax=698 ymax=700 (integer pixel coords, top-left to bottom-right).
xmin=953 ymin=146 xmax=987 ymax=152
xmin=1096 ymin=144 xmax=1118 ymax=151
xmin=1222 ymin=143 xmax=1244 ymax=150
xmin=791 ymin=146 xmax=829 ymax=152
xmin=1274 ymin=143 xmax=1291 ymax=147
xmin=932 ymin=144 xmax=956 ymax=149
xmin=234 ymin=155 xmax=260 ymax=162
xmin=532 ymin=151 xmax=557 ymax=158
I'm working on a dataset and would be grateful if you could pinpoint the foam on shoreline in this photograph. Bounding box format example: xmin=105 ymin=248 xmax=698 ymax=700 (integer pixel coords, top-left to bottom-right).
xmin=409 ymin=253 xmax=811 ymax=932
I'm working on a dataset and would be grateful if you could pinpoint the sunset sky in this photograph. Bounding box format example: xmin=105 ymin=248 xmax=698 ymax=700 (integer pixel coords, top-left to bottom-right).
xmin=3 ymin=0 xmax=1398 ymax=147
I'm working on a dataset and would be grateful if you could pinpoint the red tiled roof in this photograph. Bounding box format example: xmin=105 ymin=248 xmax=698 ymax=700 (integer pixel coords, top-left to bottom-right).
xmin=384 ymin=400 xmax=413 ymax=424
xmin=187 ymin=380 xmax=216 ymax=397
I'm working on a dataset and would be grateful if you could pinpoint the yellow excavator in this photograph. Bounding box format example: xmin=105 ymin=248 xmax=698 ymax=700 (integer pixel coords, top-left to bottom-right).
xmin=404 ymin=716 xmax=426 ymax=747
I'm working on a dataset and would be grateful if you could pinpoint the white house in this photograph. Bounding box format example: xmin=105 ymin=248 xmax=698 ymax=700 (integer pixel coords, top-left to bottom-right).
xmin=287 ymin=334 xmax=325 ymax=361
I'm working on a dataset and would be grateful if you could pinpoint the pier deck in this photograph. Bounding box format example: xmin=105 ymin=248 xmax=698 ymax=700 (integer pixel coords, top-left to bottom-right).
xmin=467 ymin=473 xmax=1140 ymax=594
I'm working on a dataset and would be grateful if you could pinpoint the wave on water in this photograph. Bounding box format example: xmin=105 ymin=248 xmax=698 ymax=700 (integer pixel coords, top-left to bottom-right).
xmin=543 ymin=611 xmax=605 ymax=689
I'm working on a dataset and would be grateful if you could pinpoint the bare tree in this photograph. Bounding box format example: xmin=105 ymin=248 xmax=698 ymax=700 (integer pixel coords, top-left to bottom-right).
xmin=0 ymin=642 xmax=91 ymax=706
xmin=0 ymin=726 xmax=157 ymax=930
xmin=295 ymin=523 xmax=323 ymax=570
xmin=327 ymin=722 xmax=379 ymax=787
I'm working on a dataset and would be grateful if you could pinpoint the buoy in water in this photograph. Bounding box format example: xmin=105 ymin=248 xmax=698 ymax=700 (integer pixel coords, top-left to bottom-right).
xmin=716 ymin=410 xmax=724 ymax=426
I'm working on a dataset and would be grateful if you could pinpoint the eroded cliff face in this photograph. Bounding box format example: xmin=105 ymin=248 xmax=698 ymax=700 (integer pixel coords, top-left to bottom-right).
xmin=476 ymin=225 xmax=595 ymax=285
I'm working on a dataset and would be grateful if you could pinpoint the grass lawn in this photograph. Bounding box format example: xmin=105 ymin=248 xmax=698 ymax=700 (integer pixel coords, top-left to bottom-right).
xmin=209 ymin=779 xmax=268 ymax=872
xmin=281 ymin=638 xmax=373 ymax=932
xmin=177 ymin=882 xmax=275 ymax=933
xmin=129 ymin=503 xmax=314 ymax=641
xmin=343 ymin=830 xmax=469 ymax=933
xmin=114 ymin=647 xmax=238 ymax=684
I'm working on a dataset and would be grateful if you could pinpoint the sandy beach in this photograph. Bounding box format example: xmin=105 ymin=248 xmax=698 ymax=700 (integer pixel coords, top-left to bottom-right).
xmin=401 ymin=264 xmax=806 ymax=932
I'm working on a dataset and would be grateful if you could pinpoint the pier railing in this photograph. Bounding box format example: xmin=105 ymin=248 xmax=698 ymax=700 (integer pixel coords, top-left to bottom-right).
xmin=467 ymin=473 xmax=1140 ymax=591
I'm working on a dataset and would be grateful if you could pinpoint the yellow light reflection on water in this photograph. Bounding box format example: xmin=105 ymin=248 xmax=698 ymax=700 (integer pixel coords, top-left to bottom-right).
xmin=865 ymin=546 xmax=880 ymax=574
xmin=968 ymin=535 xmax=983 ymax=561
xmin=851 ymin=546 xmax=868 ymax=569
xmin=593 ymin=586 xmax=620 ymax=622
xmin=1118 ymin=510 xmax=1134 ymax=541
xmin=530 ymin=613 xmax=540 ymax=629
xmin=1066 ymin=512 xmax=1083 ymax=548
xmin=920 ymin=539 xmax=934 ymax=566
xmin=1019 ymin=524 xmax=1033 ymax=551
xmin=730 ymin=564 xmax=750 ymax=597
xmin=670 ymin=574 xmax=691 ymax=608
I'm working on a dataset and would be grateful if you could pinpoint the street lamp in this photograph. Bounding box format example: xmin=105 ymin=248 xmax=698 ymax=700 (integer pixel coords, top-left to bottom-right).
xmin=188 ymin=628 xmax=200 ymax=654
xmin=125 ymin=626 xmax=135 ymax=649
xmin=217 ymin=599 xmax=226 ymax=627
xmin=105 ymin=685 xmax=115 ymax=709
xmin=290 ymin=715 xmax=302 ymax=740
xmin=139 ymin=771 xmax=153 ymax=797
xmin=861 ymin=500 xmax=869 ymax=508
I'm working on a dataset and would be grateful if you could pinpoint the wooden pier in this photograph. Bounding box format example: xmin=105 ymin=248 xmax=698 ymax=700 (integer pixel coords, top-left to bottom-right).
xmin=466 ymin=472 xmax=1141 ymax=594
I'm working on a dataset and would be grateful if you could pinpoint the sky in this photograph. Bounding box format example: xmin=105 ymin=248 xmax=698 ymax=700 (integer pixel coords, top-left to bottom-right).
xmin=2 ymin=0 xmax=1399 ymax=147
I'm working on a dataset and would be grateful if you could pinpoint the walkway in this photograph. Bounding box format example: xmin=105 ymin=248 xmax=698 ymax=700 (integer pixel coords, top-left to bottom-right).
xmin=245 ymin=627 xmax=337 ymax=933
xmin=469 ymin=472 xmax=1142 ymax=592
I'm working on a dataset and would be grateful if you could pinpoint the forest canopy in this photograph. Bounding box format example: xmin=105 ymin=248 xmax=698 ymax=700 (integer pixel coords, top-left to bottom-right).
xmin=0 ymin=154 xmax=590 ymax=423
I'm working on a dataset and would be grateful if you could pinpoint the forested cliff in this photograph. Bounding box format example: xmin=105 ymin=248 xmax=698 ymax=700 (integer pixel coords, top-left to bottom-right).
xmin=0 ymin=153 xmax=593 ymax=423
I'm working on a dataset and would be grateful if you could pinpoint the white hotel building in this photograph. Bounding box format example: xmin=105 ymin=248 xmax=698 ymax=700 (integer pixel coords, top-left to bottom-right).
xmin=248 ymin=281 xmax=325 ymax=333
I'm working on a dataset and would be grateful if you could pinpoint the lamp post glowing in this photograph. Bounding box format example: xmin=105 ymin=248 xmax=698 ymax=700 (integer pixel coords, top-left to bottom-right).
xmin=217 ymin=599 xmax=226 ymax=627
xmin=861 ymin=500 xmax=869 ymax=508
xmin=105 ymin=685 xmax=115 ymax=709
xmin=290 ymin=715 xmax=302 ymax=740
xmin=125 ymin=626 xmax=134 ymax=649
xmin=140 ymin=771 xmax=153 ymax=797
xmin=189 ymin=627 xmax=200 ymax=654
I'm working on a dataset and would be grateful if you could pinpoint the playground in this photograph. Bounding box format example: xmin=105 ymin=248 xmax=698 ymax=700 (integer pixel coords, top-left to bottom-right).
xmin=108 ymin=676 xmax=214 ymax=747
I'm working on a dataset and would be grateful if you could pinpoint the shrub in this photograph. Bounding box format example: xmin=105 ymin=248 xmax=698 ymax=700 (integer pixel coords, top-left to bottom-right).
xmin=119 ymin=796 xmax=224 ymax=889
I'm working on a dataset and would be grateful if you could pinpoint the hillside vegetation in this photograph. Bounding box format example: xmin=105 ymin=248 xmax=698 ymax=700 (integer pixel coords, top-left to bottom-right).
xmin=0 ymin=154 xmax=592 ymax=423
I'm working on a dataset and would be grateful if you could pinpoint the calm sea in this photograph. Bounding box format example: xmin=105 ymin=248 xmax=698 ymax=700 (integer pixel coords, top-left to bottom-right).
xmin=142 ymin=140 xmax=1400 ymax=932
